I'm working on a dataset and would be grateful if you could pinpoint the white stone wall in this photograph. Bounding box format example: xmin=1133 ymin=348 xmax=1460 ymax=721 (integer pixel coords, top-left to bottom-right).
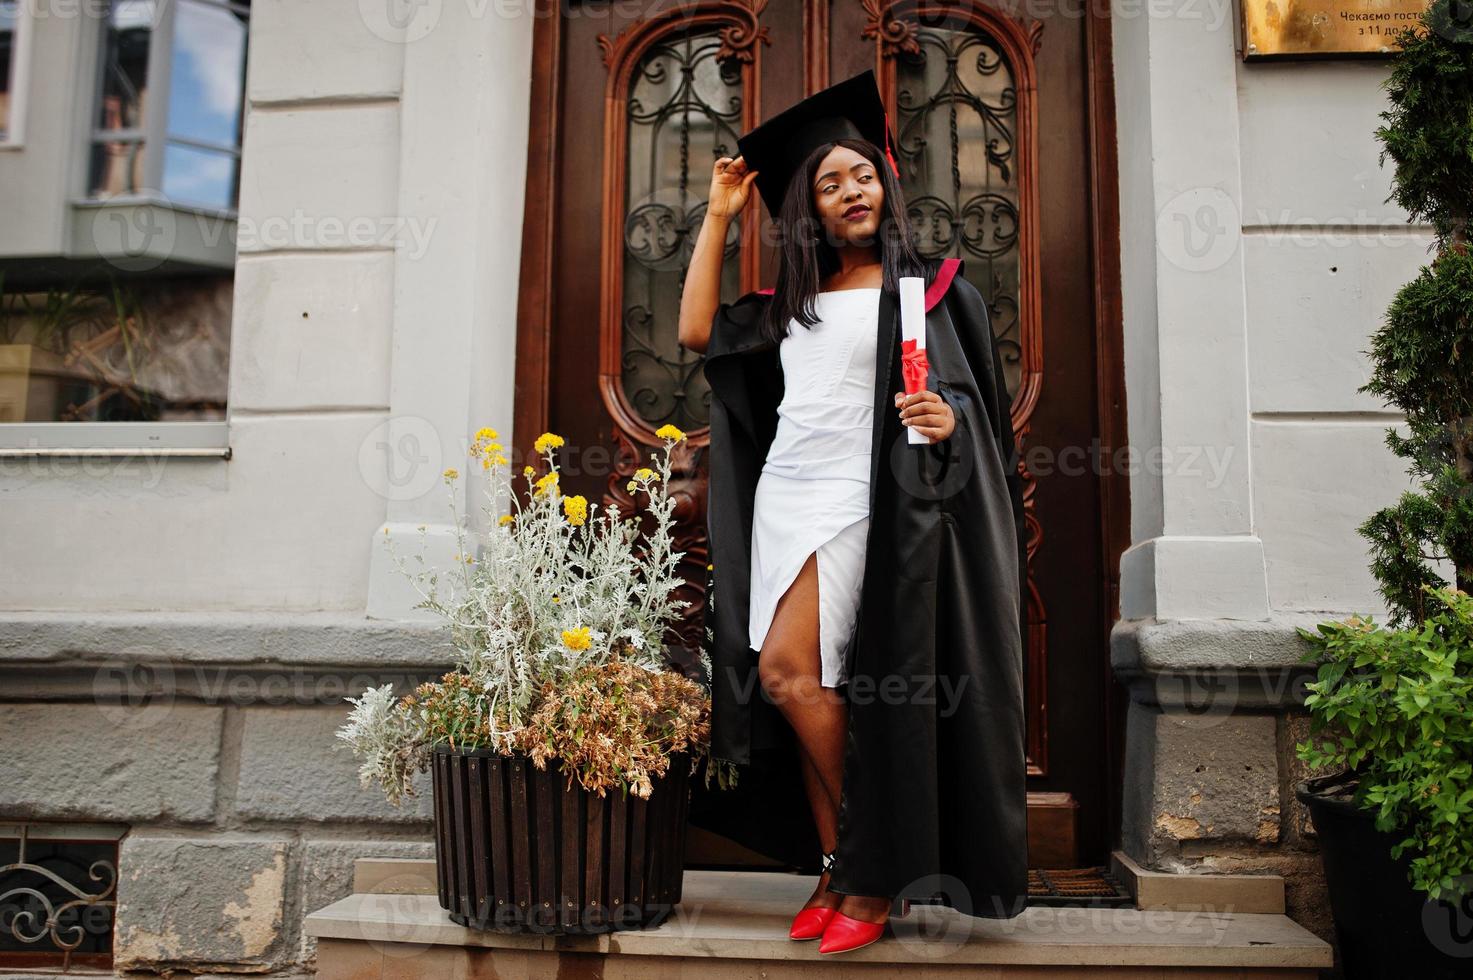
xmin=1112 ymin=4 xmax=1435 ymax=621
xmin=0 ymin=0 xmax=535 ymax=616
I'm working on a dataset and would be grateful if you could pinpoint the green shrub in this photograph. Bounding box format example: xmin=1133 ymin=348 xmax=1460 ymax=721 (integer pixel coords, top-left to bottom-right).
xmin=1296 ymin=584 xmax=1473 ymax=901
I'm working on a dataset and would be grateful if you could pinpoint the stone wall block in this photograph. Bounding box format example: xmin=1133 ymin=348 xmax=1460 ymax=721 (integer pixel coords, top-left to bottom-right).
xmin=294 ymin=839 xmax=435 ymax=967
xmin=0 ymin=703 xmax=222 ymax=822
xmin=1148 ymin=713 xmax=1281 ymax=863
xmin=236 ymin=705 xmax=433 ymax=823
xmin=115 ymin=836 xmax=290 ymax=970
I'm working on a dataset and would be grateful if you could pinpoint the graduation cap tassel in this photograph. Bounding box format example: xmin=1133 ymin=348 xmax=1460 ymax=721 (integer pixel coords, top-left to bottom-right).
xmin=884 ymin=112 xmax=901 ymax=181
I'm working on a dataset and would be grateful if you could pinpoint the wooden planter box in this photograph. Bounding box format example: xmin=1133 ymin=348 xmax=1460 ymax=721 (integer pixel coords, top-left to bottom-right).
xmin=431 ymin=744 xmax=691 ymax=934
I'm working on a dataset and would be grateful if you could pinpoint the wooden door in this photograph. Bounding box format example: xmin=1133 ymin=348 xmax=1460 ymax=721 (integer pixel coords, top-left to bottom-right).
xmin=515 ymin=0 xmax=1127 ymax=867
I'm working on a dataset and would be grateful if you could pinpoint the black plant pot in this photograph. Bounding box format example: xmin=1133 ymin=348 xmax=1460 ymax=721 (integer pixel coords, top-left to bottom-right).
xmin=1295 ymin=773 xmax=1473 ymax=977
xmin=431 ymin=744 xmax=691 ymax=934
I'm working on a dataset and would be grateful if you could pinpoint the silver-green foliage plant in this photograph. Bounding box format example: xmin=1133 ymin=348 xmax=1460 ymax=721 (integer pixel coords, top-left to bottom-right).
xmin=336 ymin=425 xmax=717 ymax=805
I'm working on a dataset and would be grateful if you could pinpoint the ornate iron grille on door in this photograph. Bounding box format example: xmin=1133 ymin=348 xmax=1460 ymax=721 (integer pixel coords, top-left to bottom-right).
xmin=617 ymin=33 xmax=745 ymax=434
xmin=891 ymin=26 xmax=1024 ymax=400
xmin=597 ymin=5 xmax=769 ymax=651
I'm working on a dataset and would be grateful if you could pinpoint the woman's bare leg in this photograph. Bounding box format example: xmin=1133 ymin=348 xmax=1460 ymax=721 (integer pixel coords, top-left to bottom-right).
xmin=759 ymin=553 xmax=845 ymax=910
xmin=793 ymin=745 xmax=840 ymax=909
xmin=758 ymin=552 xmax=894 ymax=925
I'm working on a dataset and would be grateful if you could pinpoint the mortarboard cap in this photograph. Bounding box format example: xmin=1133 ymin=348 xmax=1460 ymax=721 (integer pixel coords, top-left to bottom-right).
xmin=735 ymin=68 xmax=900 ymax=219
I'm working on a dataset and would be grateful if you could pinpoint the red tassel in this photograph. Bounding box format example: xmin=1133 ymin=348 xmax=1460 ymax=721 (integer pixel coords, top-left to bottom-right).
xmin=883 ymin=111 xmax=900 ymax=180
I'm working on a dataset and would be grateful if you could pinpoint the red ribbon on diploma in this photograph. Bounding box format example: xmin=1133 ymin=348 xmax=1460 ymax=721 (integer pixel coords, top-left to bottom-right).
xmin=901 ymin=338 xmax=929 ymax=395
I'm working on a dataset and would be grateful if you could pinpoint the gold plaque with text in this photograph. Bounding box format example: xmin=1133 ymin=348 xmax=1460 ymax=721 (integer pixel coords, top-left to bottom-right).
xmin=1242 ymin=0 xmax=1430 ymax=58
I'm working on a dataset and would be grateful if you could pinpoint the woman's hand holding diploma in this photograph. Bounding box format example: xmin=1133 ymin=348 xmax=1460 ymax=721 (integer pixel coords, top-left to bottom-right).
xmin=896 ymin=276 xmax=954 ymax=442
xmin=895 ymin=389 xmax=954 ymax=442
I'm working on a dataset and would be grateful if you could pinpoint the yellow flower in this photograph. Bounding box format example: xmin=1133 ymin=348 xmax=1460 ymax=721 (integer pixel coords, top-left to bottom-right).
xmin=471 ymin=430 xmax=506 ymax=456
xmin=562 ymin=626 xmax=591 ymax=651
xmin=534 ymin=432 xmax=565 ymax=455
xmin=524 ymin=465 xmax=535 ymax=478
xmin=498 ymin=514 xmax=514 ymax=526
xmin=655 ymin=423 xmax=685 ymax=442
xmin=563 ymin=494 xmax=589 ymax=527
xmin=533 ymin=471 xmax=560 ymax=497
xmin=442 ymin=467 xmax=459 ymax=480
xmin=633 ymin=467 xmax=658 ymax=483
xmin=475 ymin=426 xmax=499 ymax=441
xmin=626 ymin=480 xmax=637 ymax=493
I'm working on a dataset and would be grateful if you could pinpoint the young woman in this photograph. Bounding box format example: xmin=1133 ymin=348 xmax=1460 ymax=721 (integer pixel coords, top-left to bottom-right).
xmin=680 ymin=71 xmax=1028 ymax=955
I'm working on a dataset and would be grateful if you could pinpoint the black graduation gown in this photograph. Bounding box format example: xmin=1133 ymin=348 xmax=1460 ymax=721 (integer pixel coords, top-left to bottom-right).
xmin=687 ymin=256 xmax=1029 ymax=919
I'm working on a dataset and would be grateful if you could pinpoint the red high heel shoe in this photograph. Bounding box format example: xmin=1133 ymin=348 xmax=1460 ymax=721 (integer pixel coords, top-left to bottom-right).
xmin=789 ymin=850 xmax=840 ymax=940
xmin=817 ymin=896 xmax=910 ymax=955
xmin=789 ymin=906 xmax=838 ymax=940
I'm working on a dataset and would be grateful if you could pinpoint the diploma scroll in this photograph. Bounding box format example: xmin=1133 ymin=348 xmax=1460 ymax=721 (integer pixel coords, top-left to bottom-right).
xmin=898 ymin=276 xmax=930 ymax=445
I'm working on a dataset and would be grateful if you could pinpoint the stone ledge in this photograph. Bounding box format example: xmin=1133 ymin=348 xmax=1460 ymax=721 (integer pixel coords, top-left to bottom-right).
xmin=1111 ymin=612 xmax=1351 ymax=671
xmin=0 ymin=611 xmax=455 ymax=702
xmin=304 ymin=869 xmax=1333 ymax=970
xmin=1110 ymin=613 xmax=1349 ymax=709
xmin=0 ymin=610 xmax=452 ymax=667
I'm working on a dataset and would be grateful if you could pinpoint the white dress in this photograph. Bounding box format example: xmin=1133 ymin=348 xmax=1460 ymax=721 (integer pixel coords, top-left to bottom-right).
xmin=747 ymin=287 xmax=880 ymax=688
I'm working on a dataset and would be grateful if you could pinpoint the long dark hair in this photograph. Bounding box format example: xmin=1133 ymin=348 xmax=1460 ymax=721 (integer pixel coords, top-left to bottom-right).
xmin=758 ymin=137 xmax=931 ymax=346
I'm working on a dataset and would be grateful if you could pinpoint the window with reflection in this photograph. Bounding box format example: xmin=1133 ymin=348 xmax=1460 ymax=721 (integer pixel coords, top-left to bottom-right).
xmin=89 ymin=0 xmax=249 ymax=211
xmin=620 ymin=29 xmax=745 ymax=434
xmin=0 ymin=273 xmax=231 ymax=423
xmin=894 ymin=26 xmax=1022 ymax=400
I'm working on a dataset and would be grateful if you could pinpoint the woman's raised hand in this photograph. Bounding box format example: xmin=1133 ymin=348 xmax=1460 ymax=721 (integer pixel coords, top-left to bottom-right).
xmin=708 ymin=155 xmax=759 ymax=219
xmin=680 ymin=156 xmax=755 ymax=352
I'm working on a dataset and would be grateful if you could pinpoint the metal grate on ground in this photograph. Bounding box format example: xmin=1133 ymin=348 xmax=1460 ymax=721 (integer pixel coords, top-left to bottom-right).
xmin=1025 ymin=866 xmax=1133 ymax=907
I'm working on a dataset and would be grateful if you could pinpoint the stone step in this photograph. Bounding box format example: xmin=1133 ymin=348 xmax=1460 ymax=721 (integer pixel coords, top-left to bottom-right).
xmin=304 ymin=867 xmax=1333 ymax=977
